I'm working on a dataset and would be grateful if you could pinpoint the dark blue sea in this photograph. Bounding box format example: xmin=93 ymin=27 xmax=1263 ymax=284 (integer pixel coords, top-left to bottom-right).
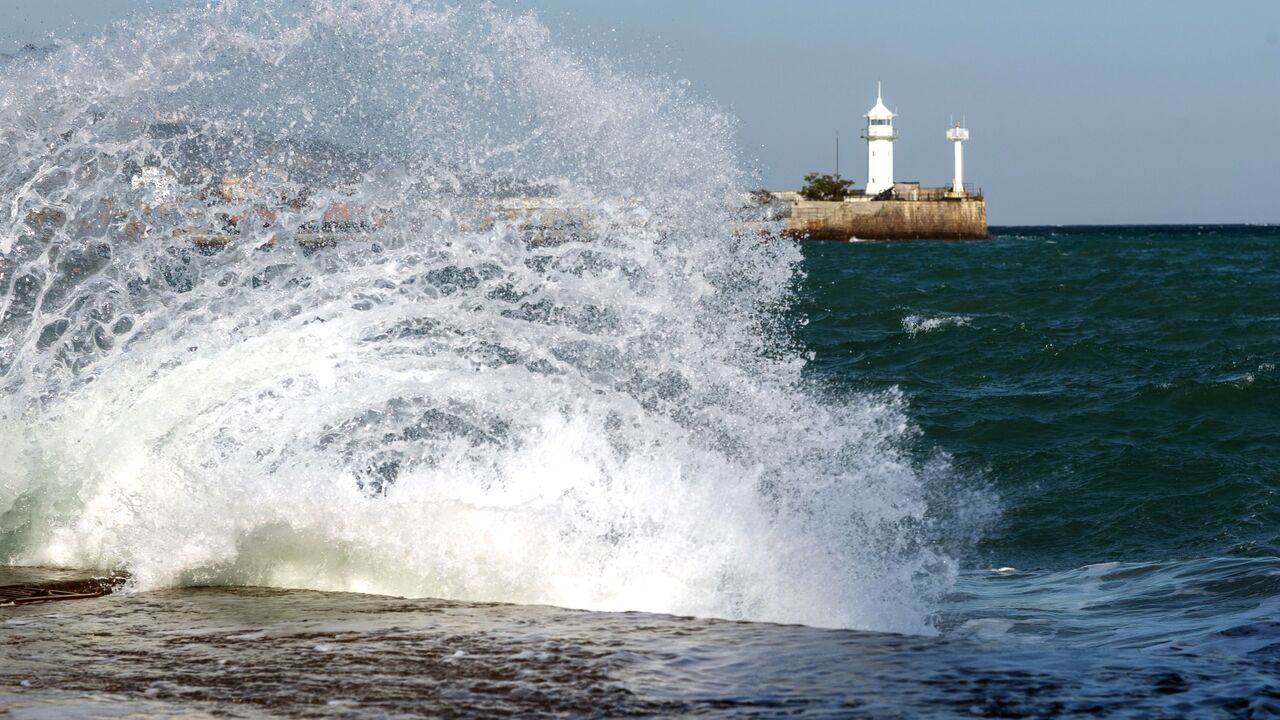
xmin=4 ymin=226 xmax=1278 ymax=718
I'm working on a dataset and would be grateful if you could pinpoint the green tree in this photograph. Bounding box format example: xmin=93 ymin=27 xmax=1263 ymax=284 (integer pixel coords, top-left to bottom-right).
xmin=799 ymin=173 xmax=855 ymax=201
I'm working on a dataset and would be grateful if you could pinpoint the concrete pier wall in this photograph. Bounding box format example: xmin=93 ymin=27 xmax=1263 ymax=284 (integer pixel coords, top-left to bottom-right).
xmin=782 ymin=198 xmax=988 ymax=240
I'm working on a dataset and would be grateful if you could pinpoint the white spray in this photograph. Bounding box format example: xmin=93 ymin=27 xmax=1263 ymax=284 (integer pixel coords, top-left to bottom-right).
xmin=0 ymin=1 xmax=958 ymax=632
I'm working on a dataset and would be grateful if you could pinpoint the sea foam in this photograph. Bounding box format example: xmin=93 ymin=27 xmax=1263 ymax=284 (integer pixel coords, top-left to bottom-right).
xmin=902 ymin=314 xmax=973 ymax=337
xmin=0 ymin=1 xmax=958 ymax=632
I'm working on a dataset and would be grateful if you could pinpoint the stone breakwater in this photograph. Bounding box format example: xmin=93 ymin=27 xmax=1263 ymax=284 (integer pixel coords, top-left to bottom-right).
xmin=781 ymin=198 xmax=988 ymax=241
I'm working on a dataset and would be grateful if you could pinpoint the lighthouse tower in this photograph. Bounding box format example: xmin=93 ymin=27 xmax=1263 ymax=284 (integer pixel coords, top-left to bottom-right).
xmin=862 ymin=83 xmax=897 ymax=195
xmin=946 ymin=121 xmax=970 ymax=196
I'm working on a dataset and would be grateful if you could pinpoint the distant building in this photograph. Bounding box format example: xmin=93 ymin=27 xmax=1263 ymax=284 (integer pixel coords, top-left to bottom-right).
xmin=861 ymin=83 xmax=897 ymax=195
xmin=764 ymin=87 xmax=987 ymax=239
xmin=857 ymin=85 xmax=975 ymax=200
xmin=946 ymin=121 xmax=971 ymax=197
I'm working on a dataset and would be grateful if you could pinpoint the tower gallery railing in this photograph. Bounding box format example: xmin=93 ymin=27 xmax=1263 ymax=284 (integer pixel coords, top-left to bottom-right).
xmin=843 ymin=184 xmax=983 ymax=201
xmin=860 ymin=128 xmax=899 ymax=140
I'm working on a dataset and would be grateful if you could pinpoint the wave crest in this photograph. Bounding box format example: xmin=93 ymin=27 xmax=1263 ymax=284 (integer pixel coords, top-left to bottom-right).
xmin=0 ymin=1 xmax=960 ymax=632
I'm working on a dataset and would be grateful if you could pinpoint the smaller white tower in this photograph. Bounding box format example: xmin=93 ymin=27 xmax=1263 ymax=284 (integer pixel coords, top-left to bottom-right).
xmin=862 ymin=83 xmax=897 ymax=195
xmin=946 ymin=121 xmax=970 ymax=196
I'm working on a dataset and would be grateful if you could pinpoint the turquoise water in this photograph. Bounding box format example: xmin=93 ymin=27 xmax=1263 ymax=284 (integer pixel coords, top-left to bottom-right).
xmin=798 ymin=225 xmax=1280 ymax=652
xmin=6 ymin=221 xmax=1280 ymax=715
xmin=7 ymin=226 xmax=1279 ymax=718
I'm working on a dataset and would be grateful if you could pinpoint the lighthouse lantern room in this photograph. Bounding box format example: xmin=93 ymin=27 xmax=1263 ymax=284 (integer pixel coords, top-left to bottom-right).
xmin=862 ymin=83 xmax=897 ymax=196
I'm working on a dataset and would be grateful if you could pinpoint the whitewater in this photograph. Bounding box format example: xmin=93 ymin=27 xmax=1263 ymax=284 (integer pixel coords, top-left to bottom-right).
xmin=0 ymin=1 xmax=957 ymax=633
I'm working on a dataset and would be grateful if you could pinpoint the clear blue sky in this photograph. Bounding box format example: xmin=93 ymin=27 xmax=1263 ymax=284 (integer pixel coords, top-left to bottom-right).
xmin=3 ymin=0 xmax=1278 ymax=224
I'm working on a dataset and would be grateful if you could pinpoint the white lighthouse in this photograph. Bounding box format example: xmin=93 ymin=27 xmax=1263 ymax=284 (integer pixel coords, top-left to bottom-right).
xmin=862 ymin=83 xmax=897 ymax=195
xmin=946 ymin=121 xmax=970 ymax=196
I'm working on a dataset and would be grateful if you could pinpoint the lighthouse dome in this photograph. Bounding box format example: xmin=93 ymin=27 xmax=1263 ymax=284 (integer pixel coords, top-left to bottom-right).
xmin=866 ymin=91 xmax=895 ymax=120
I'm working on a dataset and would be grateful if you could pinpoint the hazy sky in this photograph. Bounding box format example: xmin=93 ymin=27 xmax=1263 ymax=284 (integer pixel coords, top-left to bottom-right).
xmin=2 ymin=0 xmax=1277 ymax=224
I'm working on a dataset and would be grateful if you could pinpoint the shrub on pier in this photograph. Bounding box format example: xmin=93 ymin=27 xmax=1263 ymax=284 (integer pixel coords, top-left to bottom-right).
xmin=799 ymin=173 xmax=855 ymax=201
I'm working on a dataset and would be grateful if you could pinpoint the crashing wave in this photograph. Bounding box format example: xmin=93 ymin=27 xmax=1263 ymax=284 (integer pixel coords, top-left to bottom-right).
xmin=0 ymin=1 xmax=959 ymax=632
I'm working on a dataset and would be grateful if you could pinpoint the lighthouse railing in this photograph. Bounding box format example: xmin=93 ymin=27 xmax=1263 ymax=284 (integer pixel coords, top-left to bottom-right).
xmin=860 ymin=128 xmax=898 ymax=141
xmin=878 ymin=185 xmax=982 ymax=201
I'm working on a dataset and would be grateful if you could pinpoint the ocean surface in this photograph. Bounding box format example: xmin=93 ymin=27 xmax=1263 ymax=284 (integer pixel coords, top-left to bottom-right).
xmin=1 ymin=2 xmax=1279 ymax=716
xmin=5 ymin=226 xmax=1278 ymax=718
xmin=800 ymin=225 xmax=1280 ymax=653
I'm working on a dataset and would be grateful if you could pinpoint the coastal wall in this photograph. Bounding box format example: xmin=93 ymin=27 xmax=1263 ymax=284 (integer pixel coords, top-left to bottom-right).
xmin=781 ymin=198 xmax=988 ymax=240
